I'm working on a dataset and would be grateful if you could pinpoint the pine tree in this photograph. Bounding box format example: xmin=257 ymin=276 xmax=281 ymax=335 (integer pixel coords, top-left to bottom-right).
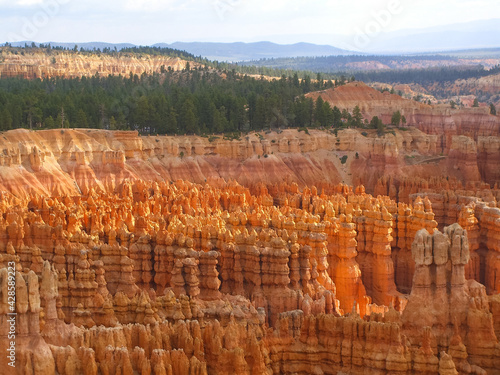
xmin=352 ymin=106 xmax=363 ymax=128
xmin=213 ymin=106 xmax=228 ymax=133
xmin=0 ymin=108 xmax=12 ymax=131
xmin=391 ymin=110 xmax=401 ymax=126
xmin=75 ymin=109 xmax=89 ymax=128
xmin=179 ymin=97 xmax=198 ymax=134
xmin=490 ymin=103 xmax=497 ymax=115
xmin=165 ymin=108 xmax=178 ymax=134
xmin=314 ymin=97 xmax=325 ymax=127
xmin=109 ymin=116 xmax=117 ymax=130
xmin=44 ymin=116 xmax=55 ymax=129
xmin=254 ymin=96 xmax=267 ymax=129
xmin=332 ymin=106 xmax=342 ymax=128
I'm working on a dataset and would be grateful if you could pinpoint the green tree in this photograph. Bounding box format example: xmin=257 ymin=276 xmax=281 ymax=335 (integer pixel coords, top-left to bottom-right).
xmin=247 ymin=92 xmax=257 ymax=130
xmin=316 ymin=73 xmax=322 ymax=89
xmin=314 ymin=97 xmax=325 ymax=127
xmin=109 ymin=116 xmax=117 ymax=130
xmin=254 ymin=96 xmax=267 ymax=129
xmin=302 ymin=75 xmax=311 ymax=93
xmin=332 ymin=106 xmax=342 ymax=127
xmin=269 ymin=107 xmax=287 ymax=129
xmin=179 ymin=97 xmax=198 ymax=134
xmin=75 ymin=109 xmax=89 ymax=128
xmin=44 ymin=116 xmax=55 ymax=129
xmin=341 ymin=109 xmax=351 ymax=127
xmin=473 ymin=98 xmax=479 ymax=107
xmin=164 ymin=108 xmax=178 ymax=134
xmin=132 ymin=96 xmax=150 ymax=130
xmin=490 ymin=103 xmax=497 ymax=115
xmin=352 ymin=105 xmax=363 ymax=128
xmin=0 ymin=108 xmax=12 ymax=131
xmin=391 ymin=110 xmax=401 ymax=126
xmin=370 ymin=116 xmax=385 ymax=135
xmin=213 ymin=106 xmax=228 ymax=133
xmin=450 ymin=100 xmax=456 ymax=109
xmin=116 ymin=112 xmax=126 ymax=130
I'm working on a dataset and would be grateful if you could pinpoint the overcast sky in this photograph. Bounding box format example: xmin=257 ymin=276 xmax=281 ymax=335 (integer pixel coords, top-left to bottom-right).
xmin=1 ymin=0 xmax=499 ymax=47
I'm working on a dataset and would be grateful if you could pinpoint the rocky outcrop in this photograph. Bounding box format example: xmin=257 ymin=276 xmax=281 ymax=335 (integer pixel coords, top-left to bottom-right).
xmin=0 ymin=49 xmax=193 ymax=79
xmin=1 ymin=126 xmax=496 ymax=199
xmin=402 ymin=224 xmax=500 ymax=373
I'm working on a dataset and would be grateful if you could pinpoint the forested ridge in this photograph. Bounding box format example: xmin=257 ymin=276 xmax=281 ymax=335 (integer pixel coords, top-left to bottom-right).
xmin=239 ymin=54 xmax=500 ymax=84
xmin=0 ymin=65 xmax=353 ymax=134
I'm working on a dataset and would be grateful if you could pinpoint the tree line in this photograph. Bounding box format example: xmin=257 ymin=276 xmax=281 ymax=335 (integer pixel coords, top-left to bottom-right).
xmin=0 ymin=67 xmax=359 ymax=134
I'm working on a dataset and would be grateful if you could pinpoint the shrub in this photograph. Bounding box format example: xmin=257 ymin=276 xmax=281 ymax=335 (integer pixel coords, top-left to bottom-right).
xmin=340 ymin=155 xmax=348 ymax=164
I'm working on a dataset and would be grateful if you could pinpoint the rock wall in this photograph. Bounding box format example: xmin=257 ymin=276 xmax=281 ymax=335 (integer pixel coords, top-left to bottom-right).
xmin=0 ymin=50 xmax=192 ymax=79
xmin=1 ymin=126 xmax=497 ymax=199
xmin=0 ymin=178 xmax=499 ymax=373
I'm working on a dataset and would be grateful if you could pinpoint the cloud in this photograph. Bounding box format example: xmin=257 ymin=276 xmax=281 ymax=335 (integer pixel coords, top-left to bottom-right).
xmin=124 ymin=0 xmax=175 ymax=12
xmin=0 ymin=0 xmax=499 ymax=46
xmin=17 ymin=0 xmax=44 ymax=5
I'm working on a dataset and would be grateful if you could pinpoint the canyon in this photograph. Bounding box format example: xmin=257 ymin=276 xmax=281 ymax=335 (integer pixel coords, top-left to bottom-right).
xmin=0 ymin=82 xmax=499 ymax=374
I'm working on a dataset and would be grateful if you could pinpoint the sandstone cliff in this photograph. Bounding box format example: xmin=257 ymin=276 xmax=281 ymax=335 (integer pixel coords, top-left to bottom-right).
xmin=1 ymin=127 xmax=497 ymax=198
xmin=0 ymin=49 xmax=194 ymax=79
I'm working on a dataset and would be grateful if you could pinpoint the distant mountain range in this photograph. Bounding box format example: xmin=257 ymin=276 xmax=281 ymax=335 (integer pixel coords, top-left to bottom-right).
xmin=9 ymin=41 xmax=353 ymax=62
xmin=7 ymin=18 xmax=500 ymax=62
xmin=155 ymin=42 xmax=352 ymax=61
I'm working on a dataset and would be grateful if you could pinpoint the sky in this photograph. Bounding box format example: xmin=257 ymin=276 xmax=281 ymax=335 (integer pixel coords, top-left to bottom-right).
xmin=1 ymin=0 xmax=500 ymax=49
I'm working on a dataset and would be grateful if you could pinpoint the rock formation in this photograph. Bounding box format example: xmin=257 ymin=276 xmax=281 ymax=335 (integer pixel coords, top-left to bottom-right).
xmin=0 ymin=175 xmax=498 ymax=373
xmin=0 ymin=49 xmax=193 ymax=79
xmin=0 ymin=108 xmax=498 ymax=375
xmin=0 ymin=123 xmax=498 ymax=198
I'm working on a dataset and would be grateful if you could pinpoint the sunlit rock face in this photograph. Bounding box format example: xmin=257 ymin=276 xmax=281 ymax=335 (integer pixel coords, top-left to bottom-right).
xmin=0 ymin=173 xmax=499 ymax=374
xmin=1 ymin=125 xmax=498 ymax=199
xmin=0 ymin=50 xmax=192 ymax=79
xmin=0 ymin=108 xmax=499 ymax=374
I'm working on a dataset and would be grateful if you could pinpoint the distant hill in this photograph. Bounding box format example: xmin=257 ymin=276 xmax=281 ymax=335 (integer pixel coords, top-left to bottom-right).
xmin=429 ymin=47 xmax=500 ymax=59
xmin=153 ymin=41 xmax=353 ymax=62
xmin=238 ymin=52 xmax=500 ymax=75
xmin=8 ymin=41 xmax=353 ymax=62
